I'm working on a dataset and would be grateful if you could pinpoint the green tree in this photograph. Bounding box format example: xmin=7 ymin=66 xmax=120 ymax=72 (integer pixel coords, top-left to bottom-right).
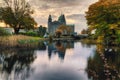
xmin=0 ymin=0 xmax=37 ymax=34
xmin=38 ymin=25 xmax=47 ymax=37
xmin=86 ymin=0 xmax=120 ymax=45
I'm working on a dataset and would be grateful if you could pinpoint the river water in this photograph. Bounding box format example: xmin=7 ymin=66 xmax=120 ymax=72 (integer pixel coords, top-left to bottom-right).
xmin=0 ymin=41 xmax=120 ymax=80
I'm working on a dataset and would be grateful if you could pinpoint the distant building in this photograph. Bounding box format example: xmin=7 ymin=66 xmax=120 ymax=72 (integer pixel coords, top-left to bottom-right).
xmin=3 ymin=28 xmax=14 ymax=34
xmin=48 ymin=14 xmax=75 ymax=35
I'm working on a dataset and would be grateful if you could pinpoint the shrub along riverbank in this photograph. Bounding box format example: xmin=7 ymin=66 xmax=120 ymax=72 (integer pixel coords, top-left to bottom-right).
xmin=0 ymin=35 xmax=46 ymax=49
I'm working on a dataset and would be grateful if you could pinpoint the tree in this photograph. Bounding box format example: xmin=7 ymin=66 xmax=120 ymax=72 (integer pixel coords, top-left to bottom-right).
xmin=86 ymin=0 xmax=120 ymax=45
xmin=38 ymin=25 xmax=47 ymax=37
xmin=0 ymin=0 xmax=37 ymax=34
xmin=81 ymin=29 xmax=88 ymax=34
xmin=55 ymin=29 xmax=62 ymax=38
xmin=86 ymin=0 xmax=120 ymax=25
xmin=57 ymin=25 xmax=71 ymax=35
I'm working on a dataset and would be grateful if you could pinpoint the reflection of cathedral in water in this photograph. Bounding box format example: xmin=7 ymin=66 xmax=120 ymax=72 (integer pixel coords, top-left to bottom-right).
xmin=48 ymin=41 xmax=74 ymax=60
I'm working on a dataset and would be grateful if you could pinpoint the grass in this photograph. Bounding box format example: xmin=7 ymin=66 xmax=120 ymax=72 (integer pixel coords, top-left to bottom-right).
xmin=0 ymin=35 xmax=45 ymax=49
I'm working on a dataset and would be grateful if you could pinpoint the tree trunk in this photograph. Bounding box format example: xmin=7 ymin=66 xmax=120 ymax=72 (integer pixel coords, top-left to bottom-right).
xmin=14 ymin=28 xmax=20 ymax=34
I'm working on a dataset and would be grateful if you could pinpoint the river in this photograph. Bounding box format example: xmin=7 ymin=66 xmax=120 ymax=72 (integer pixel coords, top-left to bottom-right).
xmin=0 ymin=41 xmax=119 ymax=80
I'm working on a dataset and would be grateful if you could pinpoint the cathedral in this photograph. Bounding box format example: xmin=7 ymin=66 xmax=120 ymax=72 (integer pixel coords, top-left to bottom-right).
xmin=48 ymin=14 xmax=75 ymax=35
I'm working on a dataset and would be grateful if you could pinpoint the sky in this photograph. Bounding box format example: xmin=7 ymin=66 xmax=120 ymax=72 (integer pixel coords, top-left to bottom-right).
xmin=0 ymin=0 xmax=98 ymax=33
xmin=28 ymin=0 xmax=98 ymax=33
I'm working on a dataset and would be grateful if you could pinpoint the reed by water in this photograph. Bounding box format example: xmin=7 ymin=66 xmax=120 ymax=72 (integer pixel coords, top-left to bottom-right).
xmin=0 ymin=35 xmax=44 ymax=49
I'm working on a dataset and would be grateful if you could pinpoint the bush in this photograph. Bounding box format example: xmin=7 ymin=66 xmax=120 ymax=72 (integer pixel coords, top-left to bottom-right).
xmin=25 ymin=31 xmax=38 ymax=37
xmin=0 ymin=28 xmax=11 ymax=36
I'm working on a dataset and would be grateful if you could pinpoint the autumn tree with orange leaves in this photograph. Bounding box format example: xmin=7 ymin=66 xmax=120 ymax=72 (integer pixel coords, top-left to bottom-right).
xmin=86 ymin=0 xmax=120 ymax=45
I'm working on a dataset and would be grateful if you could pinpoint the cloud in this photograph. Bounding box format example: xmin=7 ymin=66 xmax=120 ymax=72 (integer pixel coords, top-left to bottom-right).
xmin=28 ymin=0 xmax=98 ymax=32
xmin=67 ymin=14 xmax=86 ymax=22
xmin=0 ymin=0 xmax=98 ymax=32
xmin=29 ymin=0 xmax=98 ymax=9
xmin=29 ymin=0 xmax=82 ymax=8
xmin=39 ymin=4 xmax=51 ymax=10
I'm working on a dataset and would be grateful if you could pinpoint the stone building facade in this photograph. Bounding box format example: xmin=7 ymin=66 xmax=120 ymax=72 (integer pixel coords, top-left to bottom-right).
xmin=48 ymin=14 xmax=75 ymax=35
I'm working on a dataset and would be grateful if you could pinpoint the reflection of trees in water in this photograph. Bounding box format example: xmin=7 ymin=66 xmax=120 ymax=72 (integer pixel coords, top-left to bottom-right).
xmin=48 ymin=41 xmax=66 ymax=60
xmin=37 ymin=41 xmax=46 ymax=50
xmin=55 ymin=41 xmax=66 ymax=53
xmin=81 ymin=42 xmax=94 ymax=48
xmin=0 ymin=48 xmax=36 ymax=80
xmin=87 ymin=44 xmax=120 ymax=80
xmin=55 ymin=41 xmax=66 ymax=60
xmin=48 ymin=41 xmax=74 ymax=60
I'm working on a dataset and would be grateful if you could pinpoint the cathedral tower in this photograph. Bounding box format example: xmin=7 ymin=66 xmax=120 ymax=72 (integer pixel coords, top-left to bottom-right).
xmin=58 ymin=14 xmax=66 ymax=25
xmin=48 ymin=15 xmax=52 ymax=23
xmin=48 ymin=15 xmax=52 ymax=33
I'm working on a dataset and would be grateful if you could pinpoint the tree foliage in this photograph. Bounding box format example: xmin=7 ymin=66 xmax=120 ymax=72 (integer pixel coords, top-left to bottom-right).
xmin=86 ymin=0 xmax=120 ymax=25
xmin=81 ymin=29 xmax=88 ymax=34
xmin=86 ymin=0 xmax=120 ymax=45
xmin=57 ymin=25 xmax=72 ymax=35
xmin=38 ymin=25 xmax=47 ymax=37
xmin=55 ymin=29 xmax=62 ymax=38
xmin=0 ymin=0 xmax=37 ymax=34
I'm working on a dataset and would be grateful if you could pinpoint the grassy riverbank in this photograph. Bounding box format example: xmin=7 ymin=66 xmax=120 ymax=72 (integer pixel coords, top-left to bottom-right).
xmin=80 ymin=39 xmax=99 ymax=44
xmin=0 ymin=35 xmax=46 ymax=49
xmin=80 ymin=37 xmax=119 ymax=46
